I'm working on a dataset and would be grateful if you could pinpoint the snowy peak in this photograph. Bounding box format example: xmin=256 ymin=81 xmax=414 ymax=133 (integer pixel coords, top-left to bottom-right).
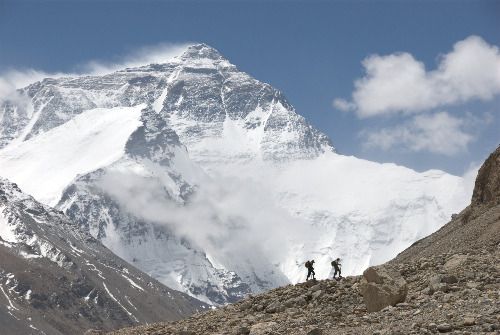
xmin=1 ymin=42 xmax=333 ymax=163
xmin=180 ymin=43 xmax=227 ymax=62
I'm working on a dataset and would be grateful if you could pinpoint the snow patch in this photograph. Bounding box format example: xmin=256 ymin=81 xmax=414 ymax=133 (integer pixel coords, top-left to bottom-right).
xmin=69 ymin=242 xmax=84 ymax=255
xmin=14 ymin=97 xmax=47 ymax=144
xmin=121 ymin=273 xmax=145 ymax=292
xmin=0 ymin=284 xmax=18 ymax=311
xmin=85 ymin=260 xmax=105 ymax=280
xmin=84 ymin=288 xmax=94 ymax=302
xmin=152 ymin=68 xmax=182 ymax=113
xmin=18 ymin=250 xmax=42 ymax=259
xmin=124 ymin=295 xmax=138 ymax=310
xmin=24 ymin=289 xmax=32 ymax=300
xmin=0 ymin=105 xmax=145 ymax=206
xmin=102 ymin=282 xmax=139 ymax=322
xmin=0 ymin=207 xmax=18 ymax=243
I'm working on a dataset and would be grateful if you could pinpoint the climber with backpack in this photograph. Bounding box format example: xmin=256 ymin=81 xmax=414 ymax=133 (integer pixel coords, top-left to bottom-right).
xmin=305 ymin=260 xmax=316 ymax=281
xmin=331 ymin=257 xmax=342 ymax=280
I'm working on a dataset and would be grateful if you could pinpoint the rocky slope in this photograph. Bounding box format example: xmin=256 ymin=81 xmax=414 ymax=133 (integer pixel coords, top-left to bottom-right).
xmin=107 ymin=146 xmax=500 ymax=335
xmin=393 ymin=145 xmax=500 ymax=261
xmin=0 ymin=177 xmax=207 ymax=335
xmin=0 ymin=43 xmax=472 ymax=305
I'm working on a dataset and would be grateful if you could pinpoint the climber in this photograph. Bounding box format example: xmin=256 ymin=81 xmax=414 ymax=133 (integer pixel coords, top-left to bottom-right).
xmin=305 ymin=260 xmax=316 ymax=281
xmin=331 ymin=257 xmax=342 ymax=280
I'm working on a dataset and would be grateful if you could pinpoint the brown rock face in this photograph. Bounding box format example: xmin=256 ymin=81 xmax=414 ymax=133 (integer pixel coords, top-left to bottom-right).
xmin=472 ymin=145 xmax=500 ymax=206
xmin=359 ymin=266 xmax=408 ymax=312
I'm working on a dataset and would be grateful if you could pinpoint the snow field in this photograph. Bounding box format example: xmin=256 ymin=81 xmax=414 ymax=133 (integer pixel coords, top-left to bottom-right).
xmin=0 ymin=105 xmax=145 ymax=206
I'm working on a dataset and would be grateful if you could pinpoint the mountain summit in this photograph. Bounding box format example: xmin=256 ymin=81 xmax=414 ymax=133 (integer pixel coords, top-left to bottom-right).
xmin=0 ymin=44 xmax=471 ymax=305
xmin=179 ymin=43 xmax=228 ymax=61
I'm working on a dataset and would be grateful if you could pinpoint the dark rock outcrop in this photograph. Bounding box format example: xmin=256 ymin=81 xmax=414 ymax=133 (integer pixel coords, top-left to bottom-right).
xmin=472 ymin=145 xmax=500 ymax=207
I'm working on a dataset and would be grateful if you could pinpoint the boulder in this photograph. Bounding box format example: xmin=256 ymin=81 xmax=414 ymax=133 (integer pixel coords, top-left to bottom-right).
xmin=239 ymin=300 xmax=253 ymax=311
xmin=312 ymin=290 xmax=323 ymax=300
xmin=306 ymin=328 xmax=322 ymax=335
xmin=359 ymin=266 xmax=408 ymax=312
xmin=235 ymin=326 xmax=251 ymax=335
xmin=441 ymin=274 xmax=458 ymax=284
xmin=444 ymin=254 xmax=468 ymax=271
xmin=437 ymin=323 xmax=452 ymax=333
xmin=265 ymin=301 xmax=283 ymax=313
xmin=463 ymin=317 xmax=475 ymax=326
xmin=428 ymin=275 xmax=449 ymax=294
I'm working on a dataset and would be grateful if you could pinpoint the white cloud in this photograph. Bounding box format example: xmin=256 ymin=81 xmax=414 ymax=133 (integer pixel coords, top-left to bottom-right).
xmin=462 ymin=162 xmax=480 ymax=196
xmin=0 ymin=42 xmax=190 ymax=103
xmin=96 ymin=168 xmax=304 ymax=265
xmin=335 ymin=36 xmax=500 ymax=117
xmin=332 ymin=98 xmax=355 ymax=112
xmin=81 ymin=42 xmax=190 ymax=75
xmin=0 ymin=69 xmax=53 ymax=104
xmin=362 ymin=112 xmax=476 ymax=155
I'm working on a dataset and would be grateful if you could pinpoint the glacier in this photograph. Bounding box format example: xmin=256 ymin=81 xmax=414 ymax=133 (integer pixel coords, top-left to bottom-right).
xmin=0 ymin=43 xmax=472 ymax=305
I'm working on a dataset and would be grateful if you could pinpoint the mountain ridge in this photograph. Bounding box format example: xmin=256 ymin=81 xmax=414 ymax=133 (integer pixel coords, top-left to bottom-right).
xmin=0 ymin=177 xmax=208 ymax=335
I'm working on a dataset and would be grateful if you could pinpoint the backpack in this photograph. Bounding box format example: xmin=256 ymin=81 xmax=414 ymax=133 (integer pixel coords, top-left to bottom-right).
xmin=305 ymin=261 xmax=311 ymax=268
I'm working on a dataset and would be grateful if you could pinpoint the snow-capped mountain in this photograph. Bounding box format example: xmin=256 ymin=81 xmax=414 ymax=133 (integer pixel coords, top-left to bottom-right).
xmin=0 ymin=44 xmax=472 ymax=305
xmin=0 ymin=177 xmax=206 ymax=335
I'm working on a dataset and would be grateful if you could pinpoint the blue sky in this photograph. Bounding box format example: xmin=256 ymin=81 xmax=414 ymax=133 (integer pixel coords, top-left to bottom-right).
xmin=1 ymin=0 xmax=499 ymax=175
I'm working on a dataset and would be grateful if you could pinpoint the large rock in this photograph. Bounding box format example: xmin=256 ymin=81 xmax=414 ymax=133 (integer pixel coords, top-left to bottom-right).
xmin=428 ymin=275 xmax=449 ymax=294
xmin=472 ymin=145 xmax=500 ymax=206
xmin=444 ymin=254 xmax=468 ymax=271
xmin=359 ymin=266 xmax=408 ymax=312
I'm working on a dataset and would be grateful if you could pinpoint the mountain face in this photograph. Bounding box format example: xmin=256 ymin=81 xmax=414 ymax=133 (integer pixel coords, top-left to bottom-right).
xmin=0 ymin=44 xmax=472 ymax=305
xmin=105 ymin=146 xmax=500 ymax=335
xmin=0 ymin=177 xmax=207 ymax=335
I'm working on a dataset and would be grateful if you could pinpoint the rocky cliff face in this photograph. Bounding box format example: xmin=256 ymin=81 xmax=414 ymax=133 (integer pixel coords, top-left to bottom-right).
xmin=0 ymin=178 xmax=207 ymax=335
xmin=393 ymin=145 xmax=500 ymax=261
xmin=472 ymin=146 xmax=500 ymax=207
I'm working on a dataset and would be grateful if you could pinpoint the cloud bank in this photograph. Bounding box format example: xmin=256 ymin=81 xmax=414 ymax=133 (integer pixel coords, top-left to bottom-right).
xmin=362 ymin=112 xmax=479 ymax=155
xmin=97 ymin=168 xmax=303 ymax=266
xmin=334 ymin=36 xmax=500 ymax=117
xmin=335 ymin=35 xmax=499 ymax=156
